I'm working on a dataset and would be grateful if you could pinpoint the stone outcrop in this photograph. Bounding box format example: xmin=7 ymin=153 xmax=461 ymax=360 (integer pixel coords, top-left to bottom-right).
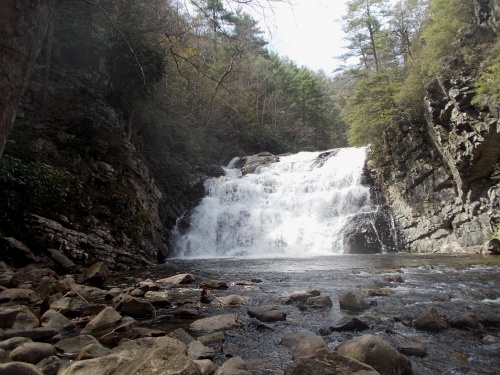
xmin=376 ymin=74 xmax=499 ymax=253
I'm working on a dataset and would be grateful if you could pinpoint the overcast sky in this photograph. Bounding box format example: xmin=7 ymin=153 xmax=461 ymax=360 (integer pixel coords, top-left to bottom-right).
xmin=248 ymin=0 xmax=350 ymax=76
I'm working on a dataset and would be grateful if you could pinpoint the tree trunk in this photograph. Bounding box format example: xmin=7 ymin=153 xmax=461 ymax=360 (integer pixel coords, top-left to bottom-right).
xmin=0 ymin=0 xmax=57 ymax=159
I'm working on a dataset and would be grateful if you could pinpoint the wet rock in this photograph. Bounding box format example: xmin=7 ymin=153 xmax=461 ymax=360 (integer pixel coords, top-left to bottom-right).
xmin=339 ymin=292 xmax=370 ymax=311
xmin=54 ymin=335 xmax=100 ymax=359
xmin=0 ymin=362 xmax=43 ymax=375
xmin=194 ymin=359 xmax=219 ymax=375
xmin=0 ymin=327 xmax=59 ymax=341
xmin=214 ymin=356 xmax=251 ymax=375
xmin=285 ymin=348 xmax=380 ymax=375
xmin=414 ymin=307 xmax=448 ymax=332
xmin=197 ymin=332 xmax=225 ymax=346
xmin=386 ymin=275 xmax=404 ymax=283
xmin=144 ymin=291 xmax=170 ymax=307
xmin=49 ymin=297 xmax=87 ymax=318
xmin=187 ymin=340 xmax=214 ymax=360
xmin=218 ymin=295 xmax=247 ymax=306
xmin=115 ymin=295 xmax=154 ymax=318
xmin=77 ymin=343 xmax=112 ymax=360
xmin=157 ymin=273 xmax=196 ymax=285
xmin=189 ymin=314 xmax=242 ymax=334
xmin=174 ymin=308 xmax=200 ymax=318
xmin=81 ymin=306 xmax=122 ymax=337
xmin=480 ymin=313 xmax=500 ymax=327
xmin=486 ymin=238 xmax=500 ymax=255
xmin=9 ymin=342 xmax=56 ymax=364
xmin=136 ymin=280 xmax=159 ymax=293
xmin=331 ymin=317 xmax=370 ymax=332
xmin=0 ymin=237 xmax=35 ymax=267
xmin=236 ymin=152 xmax=280 ymax=175
xmin=0 ymin=337 xmax=32 ymax=350
xmin=293 ymin=335 xmax=327 ymax=360
xmin=280 ymin=330 xmax=316 ymax=349
xmin=200 ymin=280 xmax=229 ymax=290
xmin=365 ymin=288 xmax=396 ymax=297
xmin=77 ymin=262 xmax=109 ymax=288
xmin=397 ymin=341 xmax=427 ymax=357
xmin=336 ymin=334 xmax=412 ymax=375
xmin=40 ymin=309 xmax=77 ymax=335
xmin=247 ymin=305 xmax=287 ymax=322
xmin=307 ymin=295 xmax=333 ymax=308
xmin=286 ymin=291 xmax=318 ymax=304
xmin=36 ymin=355 xmax=61 ymax=375
xmin=168 ymin=328 xmax=196 ymax=345
xmin=0 ymin=262 xmax=13 ymax=287
xmin=449 ymin=312 xmax=480 ymax=330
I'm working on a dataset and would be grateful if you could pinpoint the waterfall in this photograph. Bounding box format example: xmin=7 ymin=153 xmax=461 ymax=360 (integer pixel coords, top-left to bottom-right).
xmin=172 ymin=147 xmax=387 ymax=259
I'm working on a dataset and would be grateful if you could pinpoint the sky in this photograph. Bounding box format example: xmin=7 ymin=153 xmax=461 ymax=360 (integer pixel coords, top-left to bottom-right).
xmin=245 ymin=0 xmax=351 ymax=76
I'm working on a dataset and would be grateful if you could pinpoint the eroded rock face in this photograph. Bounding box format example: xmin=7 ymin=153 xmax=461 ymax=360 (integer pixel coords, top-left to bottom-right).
xmin=376 ymin=75 xmax=499 ymax=253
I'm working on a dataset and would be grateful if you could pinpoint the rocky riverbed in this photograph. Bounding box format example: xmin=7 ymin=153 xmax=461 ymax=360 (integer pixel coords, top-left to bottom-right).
xmin=1 ymin=254 xmax=500 ymax=374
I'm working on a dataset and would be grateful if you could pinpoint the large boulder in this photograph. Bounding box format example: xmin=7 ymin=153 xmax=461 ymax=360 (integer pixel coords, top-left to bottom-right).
xmin=336 ymin=334 xmax=412 ymax=375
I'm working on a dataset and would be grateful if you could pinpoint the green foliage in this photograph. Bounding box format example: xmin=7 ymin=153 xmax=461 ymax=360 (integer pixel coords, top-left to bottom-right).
xmin=0 ymin=155 xmax=76 ymax=210
xmin=476 ymin=39 xmax=500 ymax=101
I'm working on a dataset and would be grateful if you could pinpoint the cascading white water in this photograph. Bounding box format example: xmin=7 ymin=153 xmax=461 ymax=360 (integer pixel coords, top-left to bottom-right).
xmin=172 ymin=147 xmax=379 ymax=258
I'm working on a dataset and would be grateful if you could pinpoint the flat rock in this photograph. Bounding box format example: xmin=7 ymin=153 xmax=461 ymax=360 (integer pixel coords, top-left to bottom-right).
xmin=336 ymin=334 xmax=412 ymax=375
xmin=189 ymin=314 xmax=242 ymax=334
xmin=157 ymin=273 xmax=196 ymax=285
xmin=197 ymin=332 xmax=225 ymax=346
xmin=218 ymin=295 xmax=247 ymax=306
xmin=1 ymin=327 xmax=59 ymax=341
xmin=285 ymin=348 xmax=380 ymax=375
xmin=200 ymin=280 xmax=229 ymax=289
xmin=167 ymin=328 xmax=196 ymax=345
xmin=247 ymin=305 xmax=286 ymax=322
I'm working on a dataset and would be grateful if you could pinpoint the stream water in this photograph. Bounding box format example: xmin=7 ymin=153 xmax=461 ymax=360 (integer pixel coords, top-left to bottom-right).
xmin=157 ymin=148 xmax=500 ymax=373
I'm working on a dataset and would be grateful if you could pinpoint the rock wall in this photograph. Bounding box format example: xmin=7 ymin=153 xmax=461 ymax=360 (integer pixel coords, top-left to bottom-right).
xmin=379 ymin=76 xmax=499 ymax=253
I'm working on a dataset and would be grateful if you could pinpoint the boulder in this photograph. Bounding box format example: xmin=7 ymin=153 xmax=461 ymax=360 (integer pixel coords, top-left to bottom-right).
xmin=197 ymin=332 xmax=225 ymax=346
xmin=194 ymin=359 xmax=219 ymax=375
xmin=0 ymin=305 xmax=38 ymax=329
xmin=0 ymin=362 xmax=43 ymax=375
xmin=397 ymin=341 xmax=427 ymax=357
xmin=77 ymin=262 xmax=109 ymax=288
xmin=47 ymin=248 xmax=75 ymax=271
xmin=0 ymin=288 xmax=41 ymax=307
xmin=285 ymin=348 xmax=380 ymax=375
xmin=187 ymin=340 xmax=215 ymax=360
xmin=286 ymin=290 xmax=319 ymax=304
xmin=36 ymin=276 xmax=68 ymax=299
xmin=0 ymin=337 xmax=32 ymax=350
xmin=189 ymin=314 xmax=242 ymax=334
xmin=336 ymin=334 xmax=412 ymax=375
xmin=168 ymin=328 xmax=196 ymax=345
xmin=218 ymin=295 xmax=247 ymax=306
xmin=214 ymin=356 xmax=251 ymax=375
xmin=0 ymin=237 xmax=35 ymax=267
xmin=81 ymin=306 xmax=122 ymax=337
xmin=77 ymin=343 xmax=112 ymax=360
xmin=293 ymin=335 xmax=327 ymax=360
xmin=119 ymin=296 xmax=154 ymax=317
xmin=0 ymin=327 xmax=59 ymax=341
xmin=40 ymin=309 xmax=77 ymax=335
xmin=280 ymin=330 xmax=316 ymax=349
xmin=339 ymin=292 xmax=370 ymax=311
xmin=449 ymin=312 xmax=480 ymax=330
xmin=307 ymin=295 xmax=333 ymax=308
xmin=0 ymin=262 xmax=13 ymax=287
xmin=364 ymin=288 xmax=396 ymax=297
xmin=136 ymin=280 xmax=160 ymax=293
xmin=11 ymin=266 xmax=57 ymax=289
xmin=9 ymin=342 xmax=56 ymax=364
xmin=144 ymin=291 xmax=170 ymax=307
xmin=331 ymin=317 xmax=370 ymax=332
xmin=54 ymin=335 xmax=100 ymax=359
xmin=157 ymin=273 xmax=196 ymax=285
xmin=36 ymin=355 xmax=61 ymax=375
xmin=486 ymin=238 xmax=500 ymax=255
xmin=49 ymin=297 xmax=87 ymax=318
xmin=247 ymin=305 xmax=287 ymax=322
xmin=200 ymin=280 xmax=229 ymax=290
xmin=413 ymin=307 xmax=448 ymax=332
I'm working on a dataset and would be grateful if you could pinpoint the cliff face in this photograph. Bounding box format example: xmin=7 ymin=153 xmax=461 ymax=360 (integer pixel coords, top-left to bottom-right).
xmin=1 ymin=64 xmax=167 ymax=271
xmin=380 ymin=75 xmax=499 ymax=253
